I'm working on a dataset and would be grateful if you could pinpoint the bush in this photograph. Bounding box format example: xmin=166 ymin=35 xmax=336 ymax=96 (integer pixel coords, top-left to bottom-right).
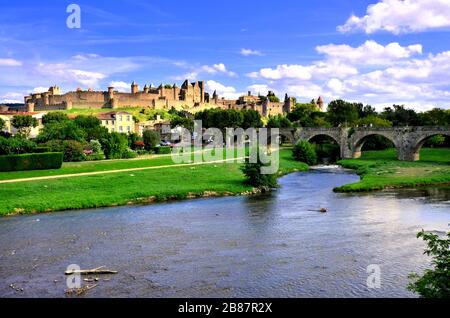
xmin=241 ymin=150 xmax=278 ymax=188
xmin=156 ymin=146 xmax=171 ymax=154
xmin=143 ymin=130 xmax=161 ymax=150
xmin=0 ymin=152 xmax=63 ymax=172
xmin=88 ymin=139 xmax=102 ymax=154
xmin=85 ymin=153 xmax=105 ymax=161
xmin=0 ymin=136 xmax=37 ymax=155
xmin=293 ymin=140 xmax=317 ymax=165
xmin=408 ymin=228 xmax=450 ymax=298
xmin=32 ymin=146 xmax=50 ymax=153
xmin=62 ymin=140 xmax=85 ymax=162
xmin=101 ymin=132 xmax=130 ymax=159
xmin=121 ymin=150 xmax=138 ymax=159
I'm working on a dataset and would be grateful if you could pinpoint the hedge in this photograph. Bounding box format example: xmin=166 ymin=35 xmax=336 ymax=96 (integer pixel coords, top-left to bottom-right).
xmin=0 ymin=152 xmax=63 ymax=172
xmin=156 ymin=146 xmax=172 ymax=154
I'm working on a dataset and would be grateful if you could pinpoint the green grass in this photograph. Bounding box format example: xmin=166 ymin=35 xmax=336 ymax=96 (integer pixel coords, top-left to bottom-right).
xmin=0 ymin=149 xmax=308 ymax=216
xmin=335 ymin=148 xmax=450 ymax=192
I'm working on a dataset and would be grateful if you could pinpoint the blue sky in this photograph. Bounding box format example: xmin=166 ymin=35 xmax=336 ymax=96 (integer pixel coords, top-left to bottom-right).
xmin=1 ymin=0 xmax=450 ymax=110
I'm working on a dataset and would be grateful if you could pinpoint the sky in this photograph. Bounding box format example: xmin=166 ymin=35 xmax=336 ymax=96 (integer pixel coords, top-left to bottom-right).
xmin=1 ymin=0 xmax=450 ymax=111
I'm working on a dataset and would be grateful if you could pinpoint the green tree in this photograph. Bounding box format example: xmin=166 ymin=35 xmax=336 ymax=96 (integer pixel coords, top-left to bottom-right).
xmin=241 ymin=150 xmax=278 ymax=188
xmin=11 ymin=115 xmax=38 ymax=138
xmin=357 ymin=115 xmax=393 ymax=128
xmin=143 ymin=130 xmax=161 ymax=150
xmin=74 ymin=115 xmax=109 ymax=141
xmin=0 ymin=136 xmax=36 ymax=155
xmin=42 ymin=112 xmax=69 ymax=124
xmin=267 ymin=115 xmax=292 ymax=128
xmin=170 ymin=116 xmax=194 ymax=132
xmin=408 ymin=228 xmax=450 ymax=298
xmin=292 ymin=140 xmax=317 ymax=165
xmin=419 ymin=108 xmax=450 ymax=126
xmin=268 ymin=95 xmax=280 ymax=103
xmin=242 ymin=110 xmax=263 ymax=129
xmin=381 ymin=105 xmax=420 ymax=126
xmin=101 ymin=132 xmax=130 ymax=159
xmin=327 ymin=100 xmax=359 ymax=127
xmin=37 ymin=121 xmax=86 ymax=143
xmin=62 ymin=140 xmax=85 ymax=162
xmin=0 ymin=118 xmax=5 ymax=130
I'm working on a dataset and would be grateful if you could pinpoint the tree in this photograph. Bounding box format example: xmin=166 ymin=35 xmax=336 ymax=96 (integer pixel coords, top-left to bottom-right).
xmin=287 ymin=103 xmax=318 ymax=127
xmin=381 ymin=105 xmax=420 ymax=126
xmin=327 ymin=100 xmax=359 ymax=127
xmin=267 ymin=115 xmax=292 ymax=128
xmin=268 ymin=95 xmax=280 ymax=103
xmin=292 ymin=140 xmax=317 ymax=165
xmin=242 ymin=110 xmax=263 ymax=129
xmin=62 ymin=140 xmax=85 ymax=162
xmin=143 ymin=130 xmax=161 ymax=150
xmin=101 ymin=132 xmax=130 ymax=159
xmin=0 ymin=118 xmax=5 ymax=130
xmin=241 ymin=150 xmax=278 ymax=188
xmin=37 ymin=120 xmax=86 ymax=143
xmin=0 ymin=136 xmax=36 ymax=155
xmin=11 ymin=115 xmax=38 ymax=138
xmin=170 ymin=116 xmax=194 ymax=132
xmin=408 ymin=228 xmax=450 ymax=298
xmin=419 ymin=108 xmax=450 ymax=126
xmin=74 ymin=115 xmax=108 ymax=141
xmin=357 ymin=115 xmax=392 ymax=128
xmin=42 ymin=112 xmax=69 ymax=124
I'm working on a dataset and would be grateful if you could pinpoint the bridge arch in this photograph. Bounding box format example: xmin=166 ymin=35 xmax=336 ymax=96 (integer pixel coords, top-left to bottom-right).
xmin=352 ymin=132 xmax=398 ymax=159
xmin=410 ymin=132 xmax=450 ymax=161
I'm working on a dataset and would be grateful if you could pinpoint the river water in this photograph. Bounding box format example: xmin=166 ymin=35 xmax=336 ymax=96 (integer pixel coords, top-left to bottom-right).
xmin=0 ymin=168 xmax=449 ymax=298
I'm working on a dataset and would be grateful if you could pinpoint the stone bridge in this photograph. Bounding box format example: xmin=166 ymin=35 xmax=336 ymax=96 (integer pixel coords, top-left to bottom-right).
xmin=277 ymin=126 xmax=450 ymax=161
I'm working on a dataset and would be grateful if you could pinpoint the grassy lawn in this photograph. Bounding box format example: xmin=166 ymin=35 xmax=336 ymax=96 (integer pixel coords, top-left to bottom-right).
xmin=0 ymin=149 xmax=308 ymax=216
xmin=335 ymin=148 xmax=450 ymax=192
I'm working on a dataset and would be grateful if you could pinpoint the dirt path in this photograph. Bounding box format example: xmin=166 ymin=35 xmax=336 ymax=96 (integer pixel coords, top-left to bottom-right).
xmin=0 ymin=157 xmax=246 ymax=184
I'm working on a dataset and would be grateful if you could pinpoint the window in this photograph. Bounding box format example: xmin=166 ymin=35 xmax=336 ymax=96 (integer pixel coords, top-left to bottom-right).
xmin=119 ymin=115 xmax=123 ymax=121
xmin=112 ymin=128 xmax=115 ymax=132
xmin=127 ymin=115 xmax=131 ymax=121
xmin=105 ymin=120 xmax=108 ymax=125
xmin=127 ymin=126 xmax=131 ymax=132
xmin=119 ymin=126 xmax=123 ymax=132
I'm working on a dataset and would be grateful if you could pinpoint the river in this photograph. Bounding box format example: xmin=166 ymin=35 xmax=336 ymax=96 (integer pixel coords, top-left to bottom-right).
xmin=0 ymin=168 xmax=449 ymax=298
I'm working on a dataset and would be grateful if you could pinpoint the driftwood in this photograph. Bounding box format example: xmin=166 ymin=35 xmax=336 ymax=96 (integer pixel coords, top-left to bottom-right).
xmin=65 ymin=266 xmax=118 ymax=275
xmin=308 ymin=208 xmax=328 ymax=213
xmin=65 ymin=284 xmax=98 ymax=296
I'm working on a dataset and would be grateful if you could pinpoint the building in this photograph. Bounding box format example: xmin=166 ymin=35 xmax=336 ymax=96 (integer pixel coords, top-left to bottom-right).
xmin=96 ymin=111 xmax=135 ymax=134
xmin=25 ymin=80 xmax=206 ymax=112
xmin=0 ymin=111 xmax=47 ymax=138
xmin=23 ymin=80 xmax=324 ymax=118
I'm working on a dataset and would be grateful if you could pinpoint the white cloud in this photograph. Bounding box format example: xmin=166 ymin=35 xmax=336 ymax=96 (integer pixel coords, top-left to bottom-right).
xmin=316 ymin=40 xmax=422 ymax=65
xmin=109 ymin=81 xmax=131 ymax=92
xmin=0 ymin=92 xmax=23 ymax=103
xmin=206 ymin=80 xmax=243 ymax=99
xmin=247 ymin=84 xmax=271 ymax=96
xmin=175 ymin=63 xmax=237 ymax=81
xmin=246 ymin=40 xmax=450 ymax=110
xmin=240 ymin=48 xmax=263 ymax=56
xmin=338 ymin=0 xmax=450 ymax=34
xmin=0 ymin=58 xmax=22 ymax=66
xmin=33 ymin=87 xmax=50 ymax=93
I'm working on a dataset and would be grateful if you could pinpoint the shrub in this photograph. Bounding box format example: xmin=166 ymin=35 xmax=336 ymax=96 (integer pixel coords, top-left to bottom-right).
xmin=101 ymin=132 xmax=130 ymax=159
xmin=121 ymin=150 xmax=138 ymax=159
xmin=156 ymin=146 xmax=171 ymax=154
xmin=88 ymin=139 xmax=102 ymax=154
xmin=85 ymin=153 xmax=105 ymax=161
xmin=241 ymin=150 xmax=278 ymax=188
xmin=293 ymin=140 xmax=317 ymax=165
xmin=62 ymin=140 xmax=85 ymax=162
xmin=0 ymin=136 xmax=37 ymax=155
xmin=408 ymin=228 xmax=450 ymax=298
xmin=32 ymin=146 xmax=50 ymax=153
xmin=143 ymin=130 xmax=161 ymax=150
xmin=0 ymin=152 xmax=63 ymax=172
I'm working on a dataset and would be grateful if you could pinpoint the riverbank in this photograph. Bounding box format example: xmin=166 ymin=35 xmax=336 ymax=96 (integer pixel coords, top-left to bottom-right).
xmin=0 ymin=148 xmax=308 ymax=216
xmin=335 ymin=148 xmax=450 ymax=192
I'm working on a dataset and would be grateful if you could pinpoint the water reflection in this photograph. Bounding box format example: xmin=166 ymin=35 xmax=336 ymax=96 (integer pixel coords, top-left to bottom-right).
xmin=0 ymin=169 xmax=448 ymax=298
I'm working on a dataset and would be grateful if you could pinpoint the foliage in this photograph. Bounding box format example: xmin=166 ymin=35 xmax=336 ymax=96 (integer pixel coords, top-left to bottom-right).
xmin=357 ymin=115 xmax=393 ymax=128
xmin=74 ymin=115 xmax=108 ymax=141
xmin=42 ymin=112 xmax=69 ymax=124
xmin=37 ymin=120 xmax=86 ymax=143
xmin=0 ymin=152 xmax=63 ymax=172
xmin=170 ymin=116 xmax=194 ymax=131
xmin=0 ymin=136 xmax=36 ymax=155
xmin=143 ymin=130 xmax=161 ymax=150
xmin=267 ymin=114 xmax=292 ymax=128
xmin=127 ymin=133 xmax=141 ymax=149
xmin=156 ymin=146 xmax=172 ymax=154
xmin=381 ymin=105 xmax=420 ymax=126
xmin=0 ymin=118 xmax=5 ymax=130
xmin=11 ymin=115 xmax=38 ymax=138
xmin=418 ymin=108 xmax=450 ymax=126
xmin=88 ymin=139 xmax=102 ymax=154
xmin=408 ymin=228 xmax=450 ymax=298
xmin=268 ymin=95 xmax=280 ymax=103
xmin=101 ymin=132 xmax=130 ymax=159
xmin=424 ymin=135 xmax=446 ymax=148
xmin=61 ymin=140 xmax=85 ymax=162
xmin=241 ymin=150 xmax=278 ymax=188
xmin=241 ymin=110 xmax=263 ymax=129
xmin=292 ymin=140 xmax=317 ymax=165
xmin=327 ymin=100 xmax=359 ymax=127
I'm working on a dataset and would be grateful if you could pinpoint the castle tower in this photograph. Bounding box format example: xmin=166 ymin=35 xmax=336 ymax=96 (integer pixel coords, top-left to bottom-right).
xmin=108 ymin=86 xmax=114 ymax=99
xmin=49 ymin=85 xmax=61 ymax=95
xmin=212 ymin=90 xmax=218 ymax=103
xmin=198 ymin=80 xmax=205 ymax=103
xmin=143 ymin=84 xmax=149 ymax=94
xmin=317 ymin=96 xmax=325 ymax=112
xmin=131 ymin=81 xmax=139 ymax=94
